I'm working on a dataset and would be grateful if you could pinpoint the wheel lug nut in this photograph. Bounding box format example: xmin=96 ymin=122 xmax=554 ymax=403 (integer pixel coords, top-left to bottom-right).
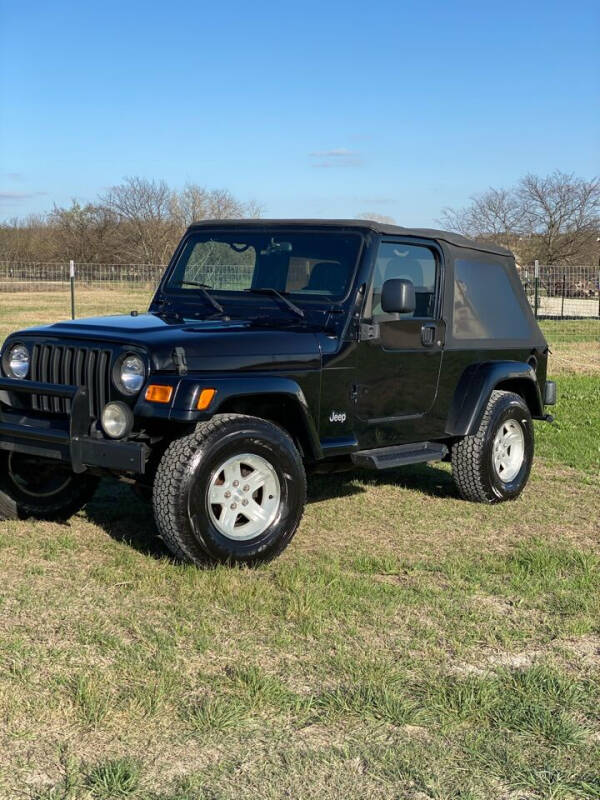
xmin=243 ymin=484 xmax=250 ymax=492
xmin=242 ymin=499 xmax=249 ymax=506
xmin=230 ymin=502 xmax=237 ymax=510
xmin=224 ymin=491 xmax=231 ymax=499
xmin=233 ymin=480 xmax=239 ymax=487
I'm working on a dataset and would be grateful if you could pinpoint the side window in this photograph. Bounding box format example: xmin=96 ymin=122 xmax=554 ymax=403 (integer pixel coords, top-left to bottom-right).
xmin=453 ymin=258 xmax=531 ymax=339
xmin=371 ymin=243 xmax=438 ymax=319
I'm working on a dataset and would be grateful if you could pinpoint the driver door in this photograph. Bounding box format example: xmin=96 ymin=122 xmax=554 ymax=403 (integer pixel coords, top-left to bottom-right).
xmin=355 ymin=239 xmax=445 ymax=434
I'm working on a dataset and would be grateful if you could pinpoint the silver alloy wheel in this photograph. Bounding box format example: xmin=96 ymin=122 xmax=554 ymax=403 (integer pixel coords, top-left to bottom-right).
xmin=7 ymin=453 xmax=72 ymax=498
xmin=206 ymin=453 xmax=281 ymax=541
xmin=492 ymin=419 xmax=525 ymax=482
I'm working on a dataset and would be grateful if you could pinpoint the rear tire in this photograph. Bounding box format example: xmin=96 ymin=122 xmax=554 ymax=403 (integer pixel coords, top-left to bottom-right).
xmin=451 ymin=390 xmax=534 ymax=503
xmin=153 ymin=414 xmax=306 ymax=566
xmin=0 ymin=452 xmax=98 ymax=521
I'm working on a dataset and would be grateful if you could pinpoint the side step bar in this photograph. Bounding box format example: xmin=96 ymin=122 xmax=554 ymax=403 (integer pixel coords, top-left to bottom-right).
xmin=351 ymin=441 xmax=448 ymax=470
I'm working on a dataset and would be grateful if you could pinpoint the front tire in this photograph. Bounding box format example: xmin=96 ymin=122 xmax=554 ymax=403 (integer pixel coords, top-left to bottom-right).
xmin=0 ymin=452 xmax=98 ymax=521
xmin=451 ymin=390 xmax=534 ymax=503
xmin=153 ymin=414 xmax=306 ymax=565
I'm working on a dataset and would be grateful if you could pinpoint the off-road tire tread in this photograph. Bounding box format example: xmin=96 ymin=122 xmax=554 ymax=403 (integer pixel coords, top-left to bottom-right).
xmin=451 ymin=390 xmax=528 ymax=503
xmin=153 ymin=414 xmax=306 ymax=564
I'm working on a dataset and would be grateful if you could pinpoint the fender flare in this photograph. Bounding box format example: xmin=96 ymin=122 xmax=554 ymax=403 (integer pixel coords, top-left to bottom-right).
xmin=134 ymin=374 xmax=322 ymax=460
xmin=445 ymin=361 xmax=544 ymax=437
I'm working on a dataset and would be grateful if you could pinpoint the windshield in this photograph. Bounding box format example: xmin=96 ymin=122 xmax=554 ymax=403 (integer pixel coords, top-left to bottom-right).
xmin=165 ymin=230 xmax=361 ymax=302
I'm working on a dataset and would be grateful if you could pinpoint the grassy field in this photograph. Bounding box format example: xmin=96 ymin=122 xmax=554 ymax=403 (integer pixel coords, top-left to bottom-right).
xmin=0 ymin=291 xmax=598 ymax=799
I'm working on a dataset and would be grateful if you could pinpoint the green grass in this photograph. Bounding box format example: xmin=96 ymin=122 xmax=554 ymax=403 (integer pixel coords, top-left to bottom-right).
xmin=0 ymin=289 xmax=599 ymax=799
xmin=1 ymin=480 xmax=599 ymax=798
xmin=536 ymin=373 xmax=600 ymax=472
xmin=539 ymin=317 xmax=600 ymax=344
xmin=85 ymin=758 xmax=141 ymax=799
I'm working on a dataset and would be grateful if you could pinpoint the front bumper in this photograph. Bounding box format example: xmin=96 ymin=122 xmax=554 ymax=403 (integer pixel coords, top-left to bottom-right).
xmin=0 ymin=377 xmax=147 ymax=474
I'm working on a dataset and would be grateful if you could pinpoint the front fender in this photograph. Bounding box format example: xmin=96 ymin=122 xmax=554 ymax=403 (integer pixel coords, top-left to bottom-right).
xmin=134 ymin=374 xmax=322 ymax=459
xmin=445 ymin=361 xmax=543 ymax=437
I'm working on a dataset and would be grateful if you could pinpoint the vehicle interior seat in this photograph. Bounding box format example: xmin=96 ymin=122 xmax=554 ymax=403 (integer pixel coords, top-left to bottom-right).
xmin=304 ymin=261 xmax=346 ymax=295
xmin=373 ymin=257 xmax=434 ymax=317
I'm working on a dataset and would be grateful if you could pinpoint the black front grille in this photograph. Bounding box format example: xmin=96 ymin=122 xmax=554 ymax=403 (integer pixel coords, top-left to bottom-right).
xmin=30 ymin=343 xmax=112 ymax=419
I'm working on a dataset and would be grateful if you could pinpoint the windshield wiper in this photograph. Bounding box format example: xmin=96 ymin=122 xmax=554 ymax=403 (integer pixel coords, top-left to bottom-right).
xmin=174 ymin=281 xmax=225 ymax=315
xmin=244 ymin=288 xmax=304 ymax=318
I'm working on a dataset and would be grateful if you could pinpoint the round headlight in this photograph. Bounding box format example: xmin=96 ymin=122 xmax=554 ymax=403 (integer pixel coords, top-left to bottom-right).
xmin=101 ymin=402 xmax=133 ymax=439
xmin=119 ymin=354 xmax=145 ymax=395
xmin=8 ymin=344 xmax=30 ymax=379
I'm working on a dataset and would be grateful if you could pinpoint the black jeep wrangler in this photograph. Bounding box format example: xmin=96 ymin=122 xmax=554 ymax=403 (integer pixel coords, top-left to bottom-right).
xmin=0 ymin=220 xmax=556 ymax=564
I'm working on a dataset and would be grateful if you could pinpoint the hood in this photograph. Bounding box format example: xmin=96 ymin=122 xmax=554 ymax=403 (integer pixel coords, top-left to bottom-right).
xmin=13 ymin=313 xmax=323 ymax=373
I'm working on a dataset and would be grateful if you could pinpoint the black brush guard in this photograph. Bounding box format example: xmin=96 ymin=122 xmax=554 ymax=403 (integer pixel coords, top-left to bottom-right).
xmin=0 ymin=377 xmax=146 ymax=474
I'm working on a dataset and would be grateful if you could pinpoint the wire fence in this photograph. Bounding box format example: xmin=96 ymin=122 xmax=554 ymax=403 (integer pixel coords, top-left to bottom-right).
xmin=518 ymin=263 xmax=600 ymax=321
xmin=0 ymin=261 xmax=165 ymax=292
xmin=1 ymin=261 xmax=599 ymax=353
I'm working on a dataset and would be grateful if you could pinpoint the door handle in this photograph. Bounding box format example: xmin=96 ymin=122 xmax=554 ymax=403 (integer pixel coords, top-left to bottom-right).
xmin=421 ymin=324 xmax=436 ymax=347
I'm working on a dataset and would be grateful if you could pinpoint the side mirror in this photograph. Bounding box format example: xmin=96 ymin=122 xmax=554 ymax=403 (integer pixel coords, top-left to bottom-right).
xmin=381 ymin=278 xmax=416 ymax=314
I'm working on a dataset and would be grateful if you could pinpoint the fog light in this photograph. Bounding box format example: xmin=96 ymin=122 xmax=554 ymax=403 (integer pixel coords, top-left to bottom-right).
xmin=101 ymin=402 xmax=133 ymax=439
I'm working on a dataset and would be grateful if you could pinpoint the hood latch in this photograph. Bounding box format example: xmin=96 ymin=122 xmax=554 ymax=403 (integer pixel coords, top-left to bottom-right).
xmin=173 ymin=347 xmax=188 ymax=376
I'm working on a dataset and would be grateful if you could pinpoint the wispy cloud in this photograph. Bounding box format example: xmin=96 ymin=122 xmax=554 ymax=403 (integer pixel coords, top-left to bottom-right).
xmin=309 ymin=148 xmax=363 ymax=168
xmin=309 ymin=148 xmax=356 ymax=157
xmin=0 ymin=191 xmax=47 ymax=202
xmin=3 ymin=172 xmax=24 ymax=182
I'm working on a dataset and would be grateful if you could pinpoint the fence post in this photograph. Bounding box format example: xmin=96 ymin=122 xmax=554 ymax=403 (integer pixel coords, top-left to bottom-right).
xmin=534 ymin=260 xmax=539 ymax=318
xmin=561 ymin=271 xmax=566 ymax=319
xmin=70 ymin=260 xmax=76 ymax=320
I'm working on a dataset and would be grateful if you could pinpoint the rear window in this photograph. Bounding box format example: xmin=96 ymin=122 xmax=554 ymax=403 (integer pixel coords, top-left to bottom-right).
xmin=453 ymin=259 xmax=530 ymax=340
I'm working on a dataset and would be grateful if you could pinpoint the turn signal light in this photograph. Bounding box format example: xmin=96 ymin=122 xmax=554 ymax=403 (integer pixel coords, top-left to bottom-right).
xmin=145 ymin=385 xmax=174 ymax=403
xmin=197 ymin=388 xmax=216 ymax=410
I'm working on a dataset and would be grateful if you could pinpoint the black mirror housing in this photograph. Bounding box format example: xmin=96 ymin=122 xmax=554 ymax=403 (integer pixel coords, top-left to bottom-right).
xmin=381 ymin=278 xmax=416 ymax=314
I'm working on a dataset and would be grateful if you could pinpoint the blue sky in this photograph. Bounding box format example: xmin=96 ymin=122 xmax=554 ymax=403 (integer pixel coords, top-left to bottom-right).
xmin=1 ymin=0 xmax=598 ymax=225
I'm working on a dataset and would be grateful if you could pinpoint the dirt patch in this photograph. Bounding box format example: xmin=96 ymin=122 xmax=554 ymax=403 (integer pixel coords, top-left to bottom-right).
xmin=453 ymin=633 xmax=600 ymax=676
xmin=400 ymin=724 xmax=432 ymax=741
xmin=558 ymin=634 xmax=600 ymax=666
xmin=549 ymin=343 xmax=600 ymax=375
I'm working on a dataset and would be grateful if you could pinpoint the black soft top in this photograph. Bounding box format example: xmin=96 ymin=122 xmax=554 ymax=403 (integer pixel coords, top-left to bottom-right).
xmin=187 ymin=218 xmax=512 ymax=258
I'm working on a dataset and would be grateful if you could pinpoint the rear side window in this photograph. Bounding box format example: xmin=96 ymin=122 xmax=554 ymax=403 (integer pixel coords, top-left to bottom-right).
xmin=453 ymin=259 xmax=530 ymax=339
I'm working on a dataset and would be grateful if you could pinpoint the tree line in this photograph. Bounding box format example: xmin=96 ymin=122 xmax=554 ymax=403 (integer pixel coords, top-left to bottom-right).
xmin=0 ymin=178 xmax=262 ymax=264
xmin=441 ymin=171 xmax=600 ymax=266
xmin=1 ymin=171 xmax=598 ymax=266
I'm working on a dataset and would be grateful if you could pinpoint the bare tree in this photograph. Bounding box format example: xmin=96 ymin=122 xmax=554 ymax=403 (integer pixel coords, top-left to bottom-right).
xmin=518 ymin=172 xmax=600 ymax=263
xmin=355 ymin=212 xmax=397 ymax=225
xmin=0 ymin=214 xmax=57 ymax=261
xmin=440 ymin=188 xmax=522 ymax=243
xmin=170 ymin=184 xmax=211 ymax=228
xmin=48 ymin=201 xmax=119 ymax=262
xmin=100 ymin=177 xmax=177 ymax=263
xmin=170 ymin=184 xmax=263 ymax=228
xmin=440 ymin=171 xmax=600 ymax=264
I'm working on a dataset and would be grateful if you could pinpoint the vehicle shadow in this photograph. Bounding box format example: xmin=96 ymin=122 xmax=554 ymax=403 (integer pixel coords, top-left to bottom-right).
xmin=84 ymin=462 xmax=458 ymax=561
xmin=308 ymin=462 xmax=457 ymax=503
xmin=85 ymin=481 xmax=169 ymax=560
